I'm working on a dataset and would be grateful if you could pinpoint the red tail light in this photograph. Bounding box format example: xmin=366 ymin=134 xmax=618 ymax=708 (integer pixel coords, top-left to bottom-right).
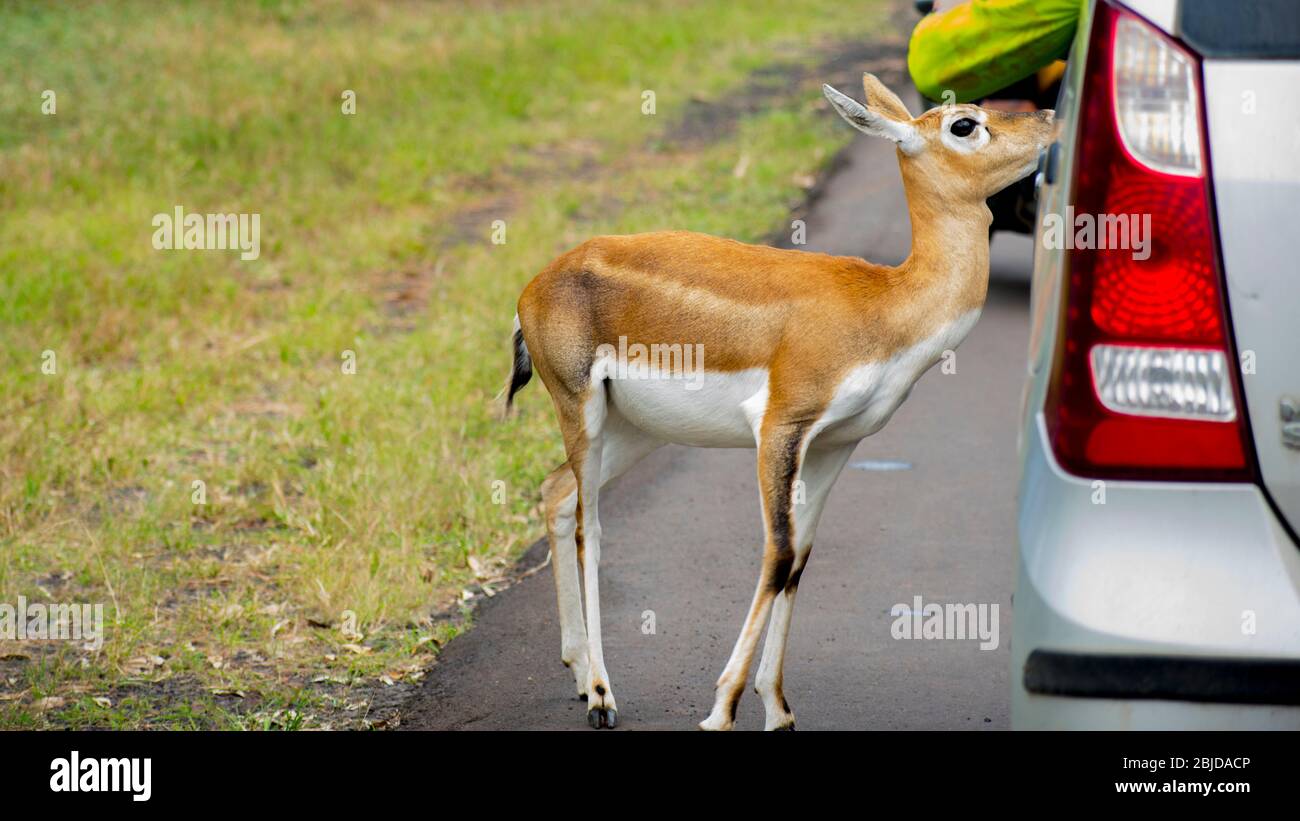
xmin=1040 ymin=1 xmax=1253 ymax=480
xmin=1044 ymin=0 xmax=1255 ymax=481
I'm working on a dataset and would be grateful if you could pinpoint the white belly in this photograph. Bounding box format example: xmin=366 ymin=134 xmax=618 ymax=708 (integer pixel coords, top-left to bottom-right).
xmin=605 ymin=367 xmax=768 ymax=448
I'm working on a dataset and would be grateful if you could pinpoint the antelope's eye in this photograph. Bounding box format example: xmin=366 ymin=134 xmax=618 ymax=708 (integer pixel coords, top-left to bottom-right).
xmin=950 ymin=118 xmax=977 ymax=137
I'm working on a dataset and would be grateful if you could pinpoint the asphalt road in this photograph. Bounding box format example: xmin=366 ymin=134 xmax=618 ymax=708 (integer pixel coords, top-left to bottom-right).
xmin=404 ymin=85 xmax=1036 ymax=732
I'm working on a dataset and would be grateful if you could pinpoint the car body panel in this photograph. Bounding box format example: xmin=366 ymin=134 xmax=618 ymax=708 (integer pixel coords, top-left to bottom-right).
xmin=1204 ymin=60 xmax=1300 ymax=537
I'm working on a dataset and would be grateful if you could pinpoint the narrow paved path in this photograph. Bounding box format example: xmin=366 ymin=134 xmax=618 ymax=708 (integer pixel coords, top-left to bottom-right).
xmin=404 ymin=74 xmax=1035 ymax=732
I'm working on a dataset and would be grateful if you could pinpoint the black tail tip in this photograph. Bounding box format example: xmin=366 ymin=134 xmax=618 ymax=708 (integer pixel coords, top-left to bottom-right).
xmin=504 ymin=327 xmax=532 ymax=414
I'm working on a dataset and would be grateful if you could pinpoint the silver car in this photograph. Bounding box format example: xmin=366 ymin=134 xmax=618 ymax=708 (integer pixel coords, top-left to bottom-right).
xmin=1014 ymin=0 xmax=1300 ymax=728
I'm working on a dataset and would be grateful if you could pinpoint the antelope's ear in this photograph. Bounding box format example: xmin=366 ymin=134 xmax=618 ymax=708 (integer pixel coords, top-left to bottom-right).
xmin=861 ymin=73 xmax=913 ymax=121
xmin=822 ymin=81 xmax=922 ymax=155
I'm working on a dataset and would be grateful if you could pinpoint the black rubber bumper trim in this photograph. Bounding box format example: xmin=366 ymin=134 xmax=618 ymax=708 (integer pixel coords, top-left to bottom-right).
xmin=1023 ymin=650 xmax=1300 ymax=706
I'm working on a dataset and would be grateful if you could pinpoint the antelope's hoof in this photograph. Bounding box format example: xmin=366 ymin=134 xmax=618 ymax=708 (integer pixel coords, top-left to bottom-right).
xmin=587 ymin=707 xmax=618 ymax=729
xmin=771 ymin=722 xmax=796 ymax=731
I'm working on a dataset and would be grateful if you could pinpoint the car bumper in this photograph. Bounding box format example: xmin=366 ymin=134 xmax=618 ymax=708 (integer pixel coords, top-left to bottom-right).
xmin=1012 ymin=415 xmax=1300 ymax=729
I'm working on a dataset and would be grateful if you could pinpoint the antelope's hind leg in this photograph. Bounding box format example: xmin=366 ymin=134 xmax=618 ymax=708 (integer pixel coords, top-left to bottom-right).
xmin=555 ymin=377 xmax=668 ymax=728
xmin=541 ymin=463 xmax=589 ymax=698
xmin=542 ymin=412 xmax=662 ymax=704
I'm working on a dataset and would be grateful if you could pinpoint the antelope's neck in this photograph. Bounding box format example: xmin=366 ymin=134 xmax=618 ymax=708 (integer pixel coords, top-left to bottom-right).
xmin=896 ymin=179 xmax=993 ymax=319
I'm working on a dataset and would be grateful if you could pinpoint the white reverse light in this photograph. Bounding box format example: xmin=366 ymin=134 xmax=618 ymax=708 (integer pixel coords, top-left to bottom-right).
xmin=1112 ymin=15 xmax=1203 ymax=176
xmin=1090 ymin=344 xmax=1236 ymax=422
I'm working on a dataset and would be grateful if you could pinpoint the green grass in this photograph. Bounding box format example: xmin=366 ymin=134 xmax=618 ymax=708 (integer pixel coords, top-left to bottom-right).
xmin=0 ymin=0 xmax=888 ymax=728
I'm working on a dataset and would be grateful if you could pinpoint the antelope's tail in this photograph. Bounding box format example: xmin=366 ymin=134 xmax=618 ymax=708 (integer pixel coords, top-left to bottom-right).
xmin=502 ymin=314 xmax=532 ymax=417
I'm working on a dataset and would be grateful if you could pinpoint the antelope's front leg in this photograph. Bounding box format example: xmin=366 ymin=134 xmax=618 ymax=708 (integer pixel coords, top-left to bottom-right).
xmin=700 ymin=420 xmax=809 ymax=731
xmin=753 ymin=442 xmax=855 ymax=730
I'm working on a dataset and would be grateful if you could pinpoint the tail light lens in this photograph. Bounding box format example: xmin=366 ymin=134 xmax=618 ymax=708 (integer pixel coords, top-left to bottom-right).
xmin=1044 ymin=1 xmax=1255 ymax=480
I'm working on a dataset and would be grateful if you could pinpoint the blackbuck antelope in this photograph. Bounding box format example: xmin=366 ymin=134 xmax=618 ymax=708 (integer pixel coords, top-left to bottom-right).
xmin=504 ymin=74 xmax=1053 ymax=730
